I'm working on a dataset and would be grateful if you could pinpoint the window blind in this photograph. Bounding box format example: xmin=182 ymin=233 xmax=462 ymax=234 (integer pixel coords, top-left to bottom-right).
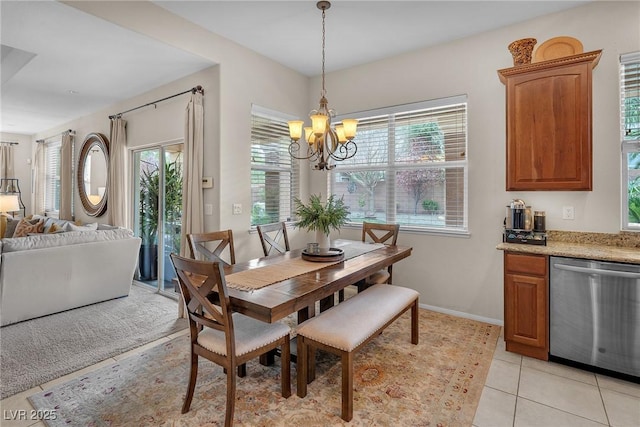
xmin=331 ymin=96 xmax=468 ymax=233
xmin=44 ymin=140 xmax=61 ymax=215
xmin=250 ymin=107 xmax=299 ymax=226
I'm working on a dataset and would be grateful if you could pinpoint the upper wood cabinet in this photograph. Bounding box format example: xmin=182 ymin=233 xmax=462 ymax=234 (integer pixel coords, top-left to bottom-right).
xmin=498 ymin=50 xmax=602 ymax=191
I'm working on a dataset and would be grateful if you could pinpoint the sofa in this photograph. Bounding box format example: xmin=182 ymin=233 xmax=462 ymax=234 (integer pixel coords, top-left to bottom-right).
xmin=0 ymin=218 xmax=141 ymax=326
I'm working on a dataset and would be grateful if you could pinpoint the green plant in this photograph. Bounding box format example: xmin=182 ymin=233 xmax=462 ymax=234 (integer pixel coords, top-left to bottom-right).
xmin=422 ymin=199 xmax=439 ymax=212
xmin=294 ymin=194 xmax=350 ymax=235
xmin=139 ymin=159 xmax=182 ymax=247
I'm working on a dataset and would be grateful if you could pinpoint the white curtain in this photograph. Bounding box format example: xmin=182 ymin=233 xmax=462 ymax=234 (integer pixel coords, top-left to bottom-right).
xmin=59 ymin=131 xmax=74 ymax=220
xmin=108 ymin=117 xmax=128 ymax=228
xmin=33 ymin=143 xmax=45 ymax=215
xmin=0 ymin=144 xmax=14 ymax=181
xmin=180 ymin=90 xmax=204 ymax=256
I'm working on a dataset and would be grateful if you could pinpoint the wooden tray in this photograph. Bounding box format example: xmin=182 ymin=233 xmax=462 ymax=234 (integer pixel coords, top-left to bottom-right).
xmin=533 ymin=36 xmax=583 ymax=62
xmin=301 ymin=247 xmax=345 ymax=262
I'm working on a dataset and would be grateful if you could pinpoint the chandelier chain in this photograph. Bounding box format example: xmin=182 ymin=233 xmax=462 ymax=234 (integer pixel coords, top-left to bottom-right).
xmin=321 ymin=7 xmax=326 ymax=97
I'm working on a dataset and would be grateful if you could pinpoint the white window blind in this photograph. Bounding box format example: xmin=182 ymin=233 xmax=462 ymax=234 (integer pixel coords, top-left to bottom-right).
xmin=44 ymin=140 xmax=61 ymax=215
xmin=621 ymin=52 xmax=640 ymax=230
xmin=250 ymin=106 xmax=299 ymax=226
xmin=330 ymin=96 xmax=468 ymax=234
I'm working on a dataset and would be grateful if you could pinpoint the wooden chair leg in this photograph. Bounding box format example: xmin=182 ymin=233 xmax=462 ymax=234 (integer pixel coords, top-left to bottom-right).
xmin=341 ymin=351 xmax=354 ymax=422
xmin=308 ymin=346 xmax=316 ymax=382
xmin=296 ymin=336 xmax=308 ymax=398
xmin=237 ymin=363 xmax=246 ymax=377
xmin=225 ymin=366 xmax=236 ymax=427
xmin=411 ymin=300 xmax=419 ymax=344
xmin=281 ymin=336 xmax=291 ymax=398
xmin=182 ymin=351 xmax=198 ymax=414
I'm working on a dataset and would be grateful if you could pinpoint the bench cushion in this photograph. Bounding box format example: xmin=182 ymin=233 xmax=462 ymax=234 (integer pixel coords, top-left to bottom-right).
xmin=296 ymin=284 xmax=419 ymax=352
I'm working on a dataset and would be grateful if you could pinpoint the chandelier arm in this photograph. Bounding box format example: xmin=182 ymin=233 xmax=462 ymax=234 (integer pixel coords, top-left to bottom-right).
xmin=288 ymin=141 xmax=318 ymax=161
xmin=328 ymin=140 xmax=358 ymax=162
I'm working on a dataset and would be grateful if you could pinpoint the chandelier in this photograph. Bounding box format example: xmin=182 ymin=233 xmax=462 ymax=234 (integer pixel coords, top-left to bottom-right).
xmin=288 ymin=1 xmax=358 ymax=170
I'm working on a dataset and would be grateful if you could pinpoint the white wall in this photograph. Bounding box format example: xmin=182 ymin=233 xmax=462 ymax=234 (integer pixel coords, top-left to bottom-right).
xmin=0 ymin=132 xmax=32 ymax=215
xmin=310 ymin=1 xmax=640 ymax=322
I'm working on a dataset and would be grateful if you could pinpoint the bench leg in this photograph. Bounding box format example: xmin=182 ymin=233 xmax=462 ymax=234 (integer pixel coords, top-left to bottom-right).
xmin=341 ymin=351 xmax=354 ymax=422
xmin=411 ymin=299 xmax=419 ymax=345
xmin=296 ymin=336 xmax=308 ymax=398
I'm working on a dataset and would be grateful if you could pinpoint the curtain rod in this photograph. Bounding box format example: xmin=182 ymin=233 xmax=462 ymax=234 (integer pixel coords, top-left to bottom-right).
xmin=0 ymin=141 xmax=18 ymax=145
xmin=36 ymin=129 xmax=74 ymax=144
xmin=109 ymin=85 xmax=204 ymax=120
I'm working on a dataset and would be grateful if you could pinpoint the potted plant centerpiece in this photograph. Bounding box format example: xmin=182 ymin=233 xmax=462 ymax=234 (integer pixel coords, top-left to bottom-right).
xmin=294 ymin=194 xmax=350 ymax=250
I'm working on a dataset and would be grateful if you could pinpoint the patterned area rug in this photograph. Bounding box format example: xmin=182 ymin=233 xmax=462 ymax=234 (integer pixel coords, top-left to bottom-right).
xmin=29 ymin=309 xmax=500 ymax=426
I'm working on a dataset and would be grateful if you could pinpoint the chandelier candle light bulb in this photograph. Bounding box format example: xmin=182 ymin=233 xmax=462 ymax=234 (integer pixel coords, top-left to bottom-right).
xmin=287 ymin=1 xmax=359 ymax=170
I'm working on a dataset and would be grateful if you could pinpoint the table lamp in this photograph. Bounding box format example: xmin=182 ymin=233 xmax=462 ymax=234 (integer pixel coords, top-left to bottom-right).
xmin=0 ymin=194 xmax=20 ymax=216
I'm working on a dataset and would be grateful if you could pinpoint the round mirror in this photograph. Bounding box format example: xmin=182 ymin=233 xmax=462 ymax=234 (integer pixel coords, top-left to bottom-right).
xmin=77 ymin=133 xmax=109 ymax=217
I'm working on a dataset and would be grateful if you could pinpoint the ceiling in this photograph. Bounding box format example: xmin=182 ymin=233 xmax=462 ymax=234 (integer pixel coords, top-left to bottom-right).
xmin=1 ymin=0 xmax=589 ymax=136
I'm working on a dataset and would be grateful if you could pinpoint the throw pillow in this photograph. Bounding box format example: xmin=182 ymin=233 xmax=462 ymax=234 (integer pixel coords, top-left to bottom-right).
xmin=64 ymin=222 xmax=98 ymax=232
xmin=47 ymin=223 xmax=60 ymax=233
xmin=12 ymin=218 xmax=45 ymax=237
xmin=4 ymin=217 xmax=38 ymax=238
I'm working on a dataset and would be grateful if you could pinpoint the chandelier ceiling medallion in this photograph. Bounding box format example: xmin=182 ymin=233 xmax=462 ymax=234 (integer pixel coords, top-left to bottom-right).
xmin=288 ymin=1 xmax=358 ymax=170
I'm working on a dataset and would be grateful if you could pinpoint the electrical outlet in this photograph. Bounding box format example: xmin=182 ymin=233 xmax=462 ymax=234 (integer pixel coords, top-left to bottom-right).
xmin=204 ymin=204 xmax=213 ymax=216
xmin=232 ymin=203 xmax=242 ymax=215
xmin=562 ymin=206 xmax=575 ymax=220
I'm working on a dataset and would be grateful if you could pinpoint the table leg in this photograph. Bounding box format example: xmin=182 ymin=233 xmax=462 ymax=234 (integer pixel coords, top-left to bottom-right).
xmin=297 ymin=304 xmax=316 ymax=323
xmin=319 ymin=295 xmax=335 ymax=312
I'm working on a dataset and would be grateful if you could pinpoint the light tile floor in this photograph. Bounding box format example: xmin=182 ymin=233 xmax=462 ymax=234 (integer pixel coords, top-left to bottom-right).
xmin=2 ymin=326 xmax=638 ymax=426
xmin=473 ymin=331 xmax=640 ymax=427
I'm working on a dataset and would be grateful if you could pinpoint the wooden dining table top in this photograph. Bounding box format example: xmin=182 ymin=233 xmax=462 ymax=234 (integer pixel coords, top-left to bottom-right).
xmin=221 ymin=240 xmax=412 ymax=324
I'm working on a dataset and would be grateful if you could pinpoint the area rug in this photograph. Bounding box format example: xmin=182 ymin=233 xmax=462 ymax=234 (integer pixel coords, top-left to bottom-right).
xmin=1 ymin=284 xmax=187 ymax=399
xmin=29 ymin=309 xmax=500 ymax=426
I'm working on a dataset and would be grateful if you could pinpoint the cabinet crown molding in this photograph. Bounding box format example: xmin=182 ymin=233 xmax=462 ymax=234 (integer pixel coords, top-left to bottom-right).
xmin=498 ymin=50 xmax=602 ymax=84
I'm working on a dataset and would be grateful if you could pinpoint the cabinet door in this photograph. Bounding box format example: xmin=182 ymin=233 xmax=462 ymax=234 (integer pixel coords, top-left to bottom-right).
xmin=506 ymin=63 xmax=591 ymax=190
xmin=504 ymin=273 xmax=547 ymax=349
xmin=498 ymin=51 xmax=601 ymax=191
xmin=504 ymin=252 xmax=549 ymax=360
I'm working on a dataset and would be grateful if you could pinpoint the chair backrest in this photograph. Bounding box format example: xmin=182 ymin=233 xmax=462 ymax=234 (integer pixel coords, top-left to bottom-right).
xmin=362 ymin=222 xmax=400 ymax=245
xmin=257 ymin=222 xmax=290 ymax=256
xmin=170 ymin=253 xmax=236 ymax=357
xmin=187 ymin=230 xmax=236 ymax=266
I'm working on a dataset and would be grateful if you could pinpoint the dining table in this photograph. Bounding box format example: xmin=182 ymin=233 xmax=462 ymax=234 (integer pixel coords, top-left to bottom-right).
xmin=219 ymin=239 xmax=413 ymax=325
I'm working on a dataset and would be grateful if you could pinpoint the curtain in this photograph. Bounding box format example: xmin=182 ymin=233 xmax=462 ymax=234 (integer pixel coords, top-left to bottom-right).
xmin=109 ymin=117 xmax=128 ymax=227
xmin=180 ymin=90 xmax=204 ymax=256
xmin=59 ymin=131 xmax=74 ymax=220
xmin=0 ymin=144 xmax=14 ymax=181
xmin=33 ymin=143 xmax=45 ymax=215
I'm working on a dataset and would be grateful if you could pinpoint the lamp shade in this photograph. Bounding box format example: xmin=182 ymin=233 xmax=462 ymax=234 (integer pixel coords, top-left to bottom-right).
xmin=0 ymin=194 xmax=20 ymax=213
xmin=311 ymin=114 xmax=328 ymax=136
xmin=341 ymin=119 xmax=358 ymax=139
xmin=288 ymin=120 xmax=304 ymax=141
xmin=335 ymin=125 xmax=347 ymax=143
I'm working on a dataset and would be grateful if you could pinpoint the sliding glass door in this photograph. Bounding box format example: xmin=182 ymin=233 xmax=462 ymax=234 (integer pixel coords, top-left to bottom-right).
xmin=132 ymin=143 xmax=183 ymax=294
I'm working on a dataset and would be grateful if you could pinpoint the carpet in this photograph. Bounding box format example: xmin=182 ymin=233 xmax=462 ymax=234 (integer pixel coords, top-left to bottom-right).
xmin=28 ymin=309 xmax=500 ymax=426
xmin=1 ymin=284 xmax=187 ymax=399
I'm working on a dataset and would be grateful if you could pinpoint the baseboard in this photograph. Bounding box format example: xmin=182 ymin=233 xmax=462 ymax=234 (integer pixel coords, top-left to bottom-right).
xmin=419 ymin=303 xmax=503 ymax=326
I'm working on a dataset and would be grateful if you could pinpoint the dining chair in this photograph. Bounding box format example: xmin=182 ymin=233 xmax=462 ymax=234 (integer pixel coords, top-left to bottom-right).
xmin=339 ymin=222 xmax=401 ymax=302
xmin=257 ymin=222 xmax=290 ymax=257
xmin=187 ymin=230 xmax=236 ymax=266
xmin=170 ymin=253 xmax=291 ymax=425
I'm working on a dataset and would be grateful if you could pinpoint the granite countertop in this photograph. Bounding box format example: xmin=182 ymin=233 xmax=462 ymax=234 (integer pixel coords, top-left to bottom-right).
xmin=496 ymin=231 xmax=640 ymax=264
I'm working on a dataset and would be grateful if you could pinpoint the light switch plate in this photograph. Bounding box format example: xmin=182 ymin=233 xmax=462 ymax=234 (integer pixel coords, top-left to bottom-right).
xmin=204 ymin=204 xmax=213 ymax=216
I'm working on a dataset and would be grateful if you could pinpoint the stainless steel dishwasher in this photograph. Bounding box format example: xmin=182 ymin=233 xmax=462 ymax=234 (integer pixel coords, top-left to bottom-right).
xmin=550 ymin=256 xmax=640 ymax=380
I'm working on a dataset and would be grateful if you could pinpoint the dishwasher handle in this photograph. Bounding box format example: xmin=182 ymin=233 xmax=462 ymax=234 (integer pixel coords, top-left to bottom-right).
xmin=553 ymin=263 xmax=640 ymax=279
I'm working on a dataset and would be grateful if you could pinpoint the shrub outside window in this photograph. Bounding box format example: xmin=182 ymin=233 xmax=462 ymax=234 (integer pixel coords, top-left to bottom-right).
xmin=330 ymin=96 xmax=468 ymax=234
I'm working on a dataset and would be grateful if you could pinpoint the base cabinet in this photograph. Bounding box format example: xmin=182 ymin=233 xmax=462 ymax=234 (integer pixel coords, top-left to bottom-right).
xmin=504 ymin=252 xmax=549 ymax=360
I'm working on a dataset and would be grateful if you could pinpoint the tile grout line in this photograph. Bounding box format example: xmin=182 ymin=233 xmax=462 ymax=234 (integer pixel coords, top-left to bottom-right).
xmin=594 ymin=375 xmax=612 ymax=427
xmin=515 ymin=395 xmax=611 ymax=427
xmin=512 ymin=356 xmax=523 ymax=427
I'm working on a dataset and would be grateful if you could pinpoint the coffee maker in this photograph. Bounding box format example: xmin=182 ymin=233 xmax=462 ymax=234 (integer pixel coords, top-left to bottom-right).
xmin=503 ymin=199 xmax=546 ymax=245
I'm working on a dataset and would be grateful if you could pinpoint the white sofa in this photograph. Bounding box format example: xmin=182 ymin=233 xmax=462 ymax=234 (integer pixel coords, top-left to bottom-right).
xmin=0 ymin=227 xmax=141 ymax=326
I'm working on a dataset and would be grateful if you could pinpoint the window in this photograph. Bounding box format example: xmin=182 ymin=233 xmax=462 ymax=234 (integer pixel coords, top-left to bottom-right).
xmin=44 ymin=140 xmax=61 ymax=215
xmin=250 ymin=106 xmax=299 ymax=226
xmin=621 ymin=52 xmax=640 ymax=230
xmin=330 ymin=96 xmax=468 ymax=234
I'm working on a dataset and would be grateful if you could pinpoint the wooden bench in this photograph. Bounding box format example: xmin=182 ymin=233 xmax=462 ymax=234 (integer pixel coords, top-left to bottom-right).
xmin=296 ymin=283 xmax=419 ymax=422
